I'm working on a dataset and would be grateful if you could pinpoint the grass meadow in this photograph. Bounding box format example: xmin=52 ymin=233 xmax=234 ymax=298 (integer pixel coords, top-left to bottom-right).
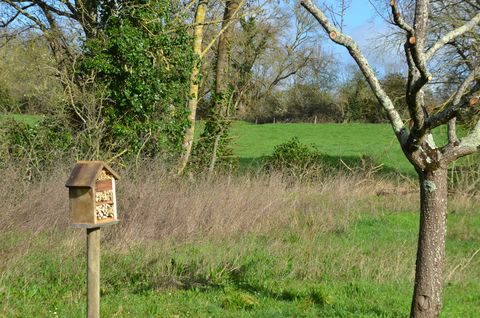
xmin=1 ymin=119 xmax=479 ymax=317
xmin=230 ymin=122 xmax=410 ymax=173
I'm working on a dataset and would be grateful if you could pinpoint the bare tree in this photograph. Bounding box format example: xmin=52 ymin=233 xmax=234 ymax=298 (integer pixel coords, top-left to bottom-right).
xmin=233 ymin=5 xmax=329 ymax=120
xmin=300 ymin=0 xmax=480 ymax=317
xmin=0 ymin=0 xmax=100 ymax=75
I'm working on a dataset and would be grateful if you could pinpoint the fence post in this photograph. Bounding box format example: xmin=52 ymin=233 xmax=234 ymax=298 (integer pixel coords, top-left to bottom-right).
xmin=87 ymin=227 xmax=101 ymax=318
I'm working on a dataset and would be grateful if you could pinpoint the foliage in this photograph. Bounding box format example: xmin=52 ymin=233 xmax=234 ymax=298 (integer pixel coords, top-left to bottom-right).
xmin=0 ymin=35 xmax=64 ymax=115
xmin=381 ymin=73 xmax=408 ymax=119
xmin=283 ymin=84 xmax=341 ymax=122
xmin=80 ymin=0 xmax=194 ymax=158
xmin=263 ymin=137 xmax=327 ymax=180
xmin=0 ymin=118 xmax=75 ymax=178
xmin=0 ymin=87 xmax=18 ymax=113
xmin=193 ymin=99 xmax=237 ymax=173
xmin=339 ymin=70 xmax=383 ymax=123
xmin=250 ymin=84 xmax=342 ymax=124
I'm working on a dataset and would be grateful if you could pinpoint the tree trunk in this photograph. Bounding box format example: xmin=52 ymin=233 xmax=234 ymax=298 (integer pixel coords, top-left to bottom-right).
xmin=178 ymin=0 xmax=208 ymax=175
xmin=202 ymin=0 xmax=241 ymax=174
xmin=214 ymin=0 xmax=240 ymax=113
xmin=411 ymin=168 xmax=448 ymax=318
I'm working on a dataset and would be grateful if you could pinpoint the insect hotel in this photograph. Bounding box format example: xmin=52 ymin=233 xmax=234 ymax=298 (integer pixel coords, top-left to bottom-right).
xmin=65 ymin=161 xmax=120 ymax=228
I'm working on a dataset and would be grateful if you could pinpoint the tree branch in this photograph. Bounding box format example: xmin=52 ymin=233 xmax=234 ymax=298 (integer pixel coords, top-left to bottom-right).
xmin=389 ymin=0 xmax=414 ymax=34
xmin=448 ymin=118 xmax=458 ymax=144
xmin=425 ymin=11 xmax=480 ymax=61
xmin=405 ymin=41 xmax=427 ymax=130
xmin=0 ymin=3 xmax=35 ymax=27
xmin=300 ymin=0 xmax=407 ymax=145
xmin=426 ymin=67 xmax=478 ymax=129
xmin=3 ymin=0 xmax=47 ymax=31
xmin=443 ymin=117 xmax=480 ymax=163
xmin=410 ymin=0 xmax=432 ymax=82
xmin=31 ymin=0 xmax=76 ymax=19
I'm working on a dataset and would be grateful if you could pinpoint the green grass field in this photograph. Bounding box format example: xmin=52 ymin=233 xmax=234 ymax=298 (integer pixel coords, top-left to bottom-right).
xmin=227 ymin=121 xmax=452 ymax=176
xmin=230 ymin=122 xmax=409 ymax=173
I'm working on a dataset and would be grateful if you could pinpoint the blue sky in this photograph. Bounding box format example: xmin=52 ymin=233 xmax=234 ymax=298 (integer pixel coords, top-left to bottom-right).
xmin=340 ymin=0 xmax=381 ymax=29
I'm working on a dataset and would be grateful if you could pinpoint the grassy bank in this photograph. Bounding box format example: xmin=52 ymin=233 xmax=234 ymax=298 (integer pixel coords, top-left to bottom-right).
xmin=224 ymin=121 xmax=451 ymax=175
xmin=1 ymin=165 xmax=479 ymax=317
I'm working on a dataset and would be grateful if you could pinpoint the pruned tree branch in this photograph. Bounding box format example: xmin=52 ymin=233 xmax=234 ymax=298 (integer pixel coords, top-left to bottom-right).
xmin=389 ymin=0 xmax=414 ymax=34
xmin=408 ymin=0 xmax=432 ymax=83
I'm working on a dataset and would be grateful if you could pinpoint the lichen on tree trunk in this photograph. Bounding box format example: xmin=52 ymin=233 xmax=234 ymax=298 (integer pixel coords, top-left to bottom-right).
xmin=411 ymin=168 xmax=448 ymax=318
xmin=178 ymin=0 xmax=208 ymax=175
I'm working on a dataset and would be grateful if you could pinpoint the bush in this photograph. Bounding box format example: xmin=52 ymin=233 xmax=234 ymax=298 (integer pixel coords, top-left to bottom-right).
xmin=80 ymin=0 xmax=195 ymax=158
xmin=0 ymin=87 xmax=19 ymax=113
xmin=263 ymin=137 xmax=327 ymax=181
xmin=0 ymin=117 xmax=75 ymax=179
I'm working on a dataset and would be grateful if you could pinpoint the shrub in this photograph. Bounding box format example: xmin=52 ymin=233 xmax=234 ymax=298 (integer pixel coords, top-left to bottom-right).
xmin=263 ymin=137 xmax=328 ymax=181
xmin=0 ymin=117 xmax=75 ymax=179
xmin=80 ymin=0 xmax=195 ymax=158
xmin=0 ymin=87 xmax=19 ymax=113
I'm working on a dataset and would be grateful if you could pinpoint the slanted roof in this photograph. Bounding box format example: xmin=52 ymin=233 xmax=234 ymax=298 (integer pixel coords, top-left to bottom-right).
xmin=65 ymin=161 xmax=120 ymax=188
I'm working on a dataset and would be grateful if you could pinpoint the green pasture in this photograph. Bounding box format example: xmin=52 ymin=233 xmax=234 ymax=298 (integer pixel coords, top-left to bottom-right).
xmin=0 ymin=115 xmax=461 ymax=176
xmin=230 ymin=122 xmax=408 ymax=173
xmin=1 ymin=117 xmax=479 ymax=317
xmin=227 ymin=121 xmax=452 ymax=175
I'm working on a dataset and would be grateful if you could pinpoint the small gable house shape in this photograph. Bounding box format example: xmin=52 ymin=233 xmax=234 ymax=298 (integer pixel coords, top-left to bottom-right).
xmin=65 ymin=161 xmax=120 ymax=228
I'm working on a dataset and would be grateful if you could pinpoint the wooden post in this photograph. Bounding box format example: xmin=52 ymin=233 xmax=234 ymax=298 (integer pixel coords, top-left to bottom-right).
xmin=66 ymin=162 xmax=121 ymax=318
xmin=87 ymin=227 xmax=101 ymax=318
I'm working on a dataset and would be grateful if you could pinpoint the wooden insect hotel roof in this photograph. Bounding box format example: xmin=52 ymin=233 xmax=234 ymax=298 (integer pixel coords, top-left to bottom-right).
xmin=65 ymin=161 xmax=120 ymax=188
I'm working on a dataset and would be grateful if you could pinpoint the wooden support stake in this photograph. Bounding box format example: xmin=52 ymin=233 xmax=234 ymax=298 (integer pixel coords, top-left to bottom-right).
xmin=87 ymin=227 xmax=101 ymax=318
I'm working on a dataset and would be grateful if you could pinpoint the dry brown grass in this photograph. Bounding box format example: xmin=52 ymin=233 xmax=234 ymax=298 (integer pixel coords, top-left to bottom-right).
xmin=0 ymin=162 xmax=423 ymax=243
xmin=0 ymin=162 xmax=424 ymax=280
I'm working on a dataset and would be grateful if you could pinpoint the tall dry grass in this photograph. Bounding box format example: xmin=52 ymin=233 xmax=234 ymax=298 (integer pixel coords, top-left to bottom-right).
xmin=1 ymin=162 xmax=478 ymax=287
xmin=0 ymin=162 xmax=421 ymax=242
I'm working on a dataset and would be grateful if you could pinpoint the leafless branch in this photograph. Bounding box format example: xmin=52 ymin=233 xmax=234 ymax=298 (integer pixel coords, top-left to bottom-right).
xmin=425 ymin=11 xmax=480 ymax=61
xmin=0 ymin=3 xmax=35 ymax=27
xmin=389 ymin=0 xmax=414 ymax=34
xmin=3 ymin=0 xmax=47 ymax=31
xmin=426 ymin=67 xmax=478 ymax=129
xmin=30 ymin=0 xmax=76 ymax=19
